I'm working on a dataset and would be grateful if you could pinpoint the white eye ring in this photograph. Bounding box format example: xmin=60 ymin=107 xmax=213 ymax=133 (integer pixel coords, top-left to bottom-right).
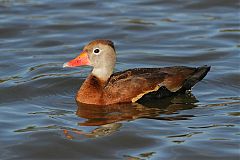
xmin=93 ymin=48 xmax=101 ymax=55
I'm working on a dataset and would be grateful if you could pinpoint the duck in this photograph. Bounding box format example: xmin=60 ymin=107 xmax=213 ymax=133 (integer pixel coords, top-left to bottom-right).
xmin=63 ymin=39 xmax=210 ymax=105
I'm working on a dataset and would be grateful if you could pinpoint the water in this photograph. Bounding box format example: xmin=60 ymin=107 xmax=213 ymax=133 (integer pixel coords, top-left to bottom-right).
xmin=0 ymin=0 xmax=239 ymax=159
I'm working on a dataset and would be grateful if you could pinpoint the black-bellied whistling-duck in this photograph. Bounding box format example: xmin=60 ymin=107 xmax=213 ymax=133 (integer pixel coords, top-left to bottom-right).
xmin=63 ymin=40 xmax=210 ymax=105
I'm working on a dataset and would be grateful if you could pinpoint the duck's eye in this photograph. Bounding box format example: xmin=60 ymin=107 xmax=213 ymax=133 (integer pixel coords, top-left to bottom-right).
xmin=93 ymin=48 xmax=100 ymax=55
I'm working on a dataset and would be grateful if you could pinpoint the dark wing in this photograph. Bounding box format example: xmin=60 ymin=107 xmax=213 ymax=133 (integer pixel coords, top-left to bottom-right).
xmin=103 ymin=66 xmax=210 ymax=103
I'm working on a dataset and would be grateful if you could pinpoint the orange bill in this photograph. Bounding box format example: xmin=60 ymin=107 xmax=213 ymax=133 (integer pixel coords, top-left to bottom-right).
xmin=63 ymin=51 xmax=91 ymax=68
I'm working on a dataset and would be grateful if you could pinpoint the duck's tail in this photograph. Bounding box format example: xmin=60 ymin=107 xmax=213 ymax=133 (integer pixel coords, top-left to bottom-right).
xmin=182 ymin=65 xmax=211 ymax=90
xmin=137 ymin=65 xmax=211 ymax=102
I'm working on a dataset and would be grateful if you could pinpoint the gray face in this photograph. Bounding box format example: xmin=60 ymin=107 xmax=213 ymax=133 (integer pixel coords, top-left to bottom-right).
xmin=85 ymin=43 xmax=116 ymax=69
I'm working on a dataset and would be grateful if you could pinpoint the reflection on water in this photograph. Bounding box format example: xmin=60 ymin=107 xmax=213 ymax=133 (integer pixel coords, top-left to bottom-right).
xmin=124 ymin=151 xmax=156 ymax=160
xmin=0 ymin=0 xmax=239 ymax=159
xmin=14 ymin=94 xmax=199 ymax=140
xmin=61 ymin=94 xmax=198 ymax=139
xmin=63 ymin=123 xmax=122 ymax=139
xmin=76 ymin=102 xmax=161 ymax=126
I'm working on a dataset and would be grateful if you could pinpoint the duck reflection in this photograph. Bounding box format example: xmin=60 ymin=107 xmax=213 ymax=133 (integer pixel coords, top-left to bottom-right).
xmin=64 ymin=93 xmax=198 ymax=139
xmin=76 ymin=102 xmax=161 ymax=126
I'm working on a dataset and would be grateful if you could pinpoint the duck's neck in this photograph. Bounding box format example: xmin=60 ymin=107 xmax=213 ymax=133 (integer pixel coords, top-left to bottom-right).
xmin=76 ymin=74 xmax=105 ymax=105
xmin=92 ymin=67 xmax=113 ymax=81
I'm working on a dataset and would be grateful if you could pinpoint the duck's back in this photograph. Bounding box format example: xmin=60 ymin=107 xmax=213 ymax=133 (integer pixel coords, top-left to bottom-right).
xmin=103 ymin=65 xmax=210 ymax=105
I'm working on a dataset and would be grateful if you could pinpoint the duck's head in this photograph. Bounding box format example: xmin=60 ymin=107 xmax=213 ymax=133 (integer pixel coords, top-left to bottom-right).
xmin=63 ymin=39 xmax=116 ymax=80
